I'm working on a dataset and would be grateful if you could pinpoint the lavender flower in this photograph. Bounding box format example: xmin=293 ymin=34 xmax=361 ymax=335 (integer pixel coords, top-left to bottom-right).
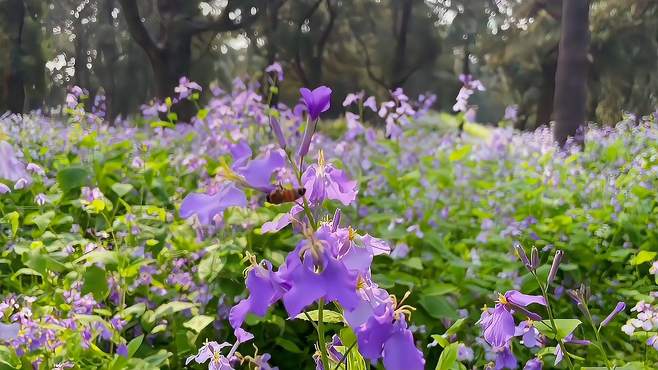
xmin=480 ymin=291 xmax=545 ymax=348
xmin=265 ymin=62 xmax=284 ymax=81
xmin=298 ymin=86 xmax=332 ymax=158
xmin=175 ymin=77 xmax=202 ymax=99
xmin=300 ymin=86 xmax=332 ymax=121
xmin=523 ymin=358 xmax=542 ymax=370
xmin=302 ymin=151 xmax=358 ymax=206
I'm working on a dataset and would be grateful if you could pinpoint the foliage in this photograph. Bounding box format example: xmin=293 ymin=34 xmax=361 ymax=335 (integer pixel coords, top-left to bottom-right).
xmin=0 ymin=76 xmax=658 ymax=369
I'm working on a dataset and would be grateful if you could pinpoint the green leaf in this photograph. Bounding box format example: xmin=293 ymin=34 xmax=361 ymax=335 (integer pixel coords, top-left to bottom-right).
xmin=183 ymin=315 xmax=214 ymax=333
xmin=0 ymin=345 xmax=21 ymax=368
xmin=449 ymin=145 xmax=471 ymax=161
xmin=295 ymin=310 xmax=344 ymax=323
xmin=74 ymin=250 xmax=118 ymax=265
xmin=57 ymin=166 xmax=89 ymax=191
xmin=0 ymin=211 xmax=19 ymax=236
xmin=33 ymin=211 xmax=55 ymax=231
xmin=82 ymin=266 xmax=109 ymax=300
xmin=150 ymin=121 xmax=175 ymax=129
xmin=153 ymin=301 xmax=197 ymax=320
xmin=419 ymin=295 xmax=459 ymax=319
xmin=444 ymin=318 xmax=467 ymax=336
xmin=127 ymin=335 xmax=144 ymax=357
xmin=535 ymin=319 xmax=582 ymax=340
xmin=198 ymin=253 xmax=225 ymax=282
xmin=122 ymin=303 xmax=146 ymax=320
xmin=435 ymin=342 xmax=459 ymax=370
xmin=275 ymin=337 xmax=303 ymax=353
xmin=429 ymin=334 xmax=449 ymax=348
xmin=111 ymin=183 xmax=134 ymax=197
xmin=630 ymin=251 xmax=656 ymax=265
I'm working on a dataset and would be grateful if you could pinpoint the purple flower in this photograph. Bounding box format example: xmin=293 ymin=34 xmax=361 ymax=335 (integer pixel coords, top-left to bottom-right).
xmin=363 ymin=96 xmax=377 ymax=112
xmin=175 ymin=77 xmax=202 ymax=99
xmin=278 ymin=230 xmax=360 ymax=316
xmin=233 ymin=148 xmax=287 ymax=193
xmin=494 ymin=345 xmax=517 ymax=369
xmin=302 ymin=151 xmax=358 ymax=206
xmin=265 ymin=62 xmax=284 ymax=81
xmin=180 ymin=184 xmax=247 ymax=225
xmin=457 ymin=343 xmax=474 ymax=362
xmin=514 ymin=320 xmax=542 ymax=348
xmin=229 ymin=260 xmax=283 ymax=328
xmin=382 ymin=316 xmax=425 ymax=370
xmin=0 ymin=183 xmax=10 ymax=194
xmin=0 ymin=322 xmax=19 ymax=340
xmin=0 ymin=141 xmax=28 ymax=183
xmin=524 ymin=358 xmax=542 ymax=370
xmin=117 ymin=343 xmax=128 ymax=358
xmin=554 ymin=333 xmax=590 ymax=365
xmin=481 ymin=304 xmax=516 ymax=348
xmin=181 ymin=148 xmax=287 ymax=225
xmin=26 ymin=163 xmax=45 ymax=176
xmin=300 ymin=86 xmax=332 ymax=121
xmin=186 ymin=341 xmax=233 ymax=369
xmin=298 ymin=86 xmax=332 ymax=158
xmin=504 ymin=105 xmax=518 ymax=122
xmin=343 ymin=91 xmax=364 ymax=107
xmin=481 ymin=291 xmax=545 ymax=348
xmin=34 ymin=193 xmax=47 ymax=206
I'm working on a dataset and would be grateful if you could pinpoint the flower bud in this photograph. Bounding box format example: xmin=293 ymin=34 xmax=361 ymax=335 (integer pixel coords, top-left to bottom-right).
xmin=331 ymin=209 xmax=341 ymax=232
xmin=600 ymin=301 xmax=626 ymax=327
xmin=514 ymin=243 xmax=531 ymax=270
xmin=297 ymin=119 xmax=318 ymax=159
xmin=530 ymin=246 xmax=540 ymax=270
xmin=269 ymin=117 xmax=286 ymax=150
xmin=547 ymin=250 xmax=564 ymax=285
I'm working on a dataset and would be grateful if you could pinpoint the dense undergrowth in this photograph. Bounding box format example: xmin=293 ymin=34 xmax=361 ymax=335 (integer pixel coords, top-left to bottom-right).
xmin=1 ymin=74 xmax=658 ymax=370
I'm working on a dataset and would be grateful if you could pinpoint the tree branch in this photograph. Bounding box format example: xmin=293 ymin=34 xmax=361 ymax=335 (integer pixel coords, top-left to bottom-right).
xmin=351 ymin=23 xmax=388 ymax=89
xmin=315 ymin=0 xmax=337 ymax=59
xmin=117 ymin=0 xmax=161 ymax=58
xmin=294 ymin=0 xmax=323 ymax=86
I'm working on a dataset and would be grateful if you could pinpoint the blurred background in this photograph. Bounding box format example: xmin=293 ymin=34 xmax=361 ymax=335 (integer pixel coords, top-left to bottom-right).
xmin=0 ymin=0 xmax=656 ymax=129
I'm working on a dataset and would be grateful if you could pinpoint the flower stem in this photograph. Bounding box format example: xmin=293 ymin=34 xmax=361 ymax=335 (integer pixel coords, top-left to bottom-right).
xmin=533 ymin=272 xmax=575 ymax=370
xmin=584 ymin=305 xmax=612 ymax=369
xmin=317 ymin=298 xmax=330 ymax=369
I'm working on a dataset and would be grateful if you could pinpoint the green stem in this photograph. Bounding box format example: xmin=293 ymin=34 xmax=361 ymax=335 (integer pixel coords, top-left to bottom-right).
xmin=533 ymin=272 xmax=575 ymax=370
xmin=317 ymin=299 xmax=330 ymax=370
xmin=584 ymin=306 xmax=612 ymax=369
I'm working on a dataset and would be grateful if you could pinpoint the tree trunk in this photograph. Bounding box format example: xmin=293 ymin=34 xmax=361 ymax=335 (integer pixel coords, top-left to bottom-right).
xmin=553 ymin=0 xmax=590 ymax=148
xmin=391 ymin=0 xmax=412 ymax=87
xmin=97 ymin=0 xmax=119 ymax=121
xmin=3 ymin=0 xmax=26 ymax=113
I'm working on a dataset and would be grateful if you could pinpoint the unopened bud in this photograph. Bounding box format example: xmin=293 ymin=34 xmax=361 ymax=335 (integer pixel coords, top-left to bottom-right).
xmin=269 ymin=117 xmax=287 ymax=149
xmin=297 ymin=119 xmax=318 ymax=159
xmin=547 ymin=250 xmax=564 ymax=285
xmin=514 ymin=243 xmax=531 ymax=270
xmin=600 ymin=301 xmax=626 ymax=327
xmin=331 ymin=209 xmax=341 ymax=232
xmin=530 ymin=246 xmax=540 ymax=270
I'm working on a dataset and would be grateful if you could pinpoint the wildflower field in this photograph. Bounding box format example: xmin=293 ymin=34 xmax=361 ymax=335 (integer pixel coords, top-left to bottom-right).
xmin=1 ymin=72 xmax=658 ymax=370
